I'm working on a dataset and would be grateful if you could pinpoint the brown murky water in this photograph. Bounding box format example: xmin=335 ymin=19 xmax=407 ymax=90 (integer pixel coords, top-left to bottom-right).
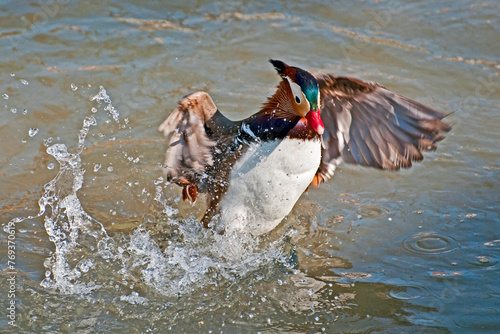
xmin=1 ymin=1 xmax=499 ymax=333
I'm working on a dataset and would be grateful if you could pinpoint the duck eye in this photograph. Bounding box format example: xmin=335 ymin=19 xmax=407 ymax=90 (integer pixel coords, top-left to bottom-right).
xmin=295 ymin=95 xmax=301 ymax=104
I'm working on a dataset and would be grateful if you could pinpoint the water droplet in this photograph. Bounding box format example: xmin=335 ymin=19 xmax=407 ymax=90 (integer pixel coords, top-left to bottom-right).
xmin=107 ymin=166 xmax=113 ymax=172
xmin=43 ymin=137 xmax=53 ymax=146
xmin=93 ymin=163 xmax=101 ymax=172
xmin=10 ymin=73 xmax=15 ymax=77
xmin=20 ymin=79 xmax=29 ymax=85
xmin=2 ymin=93 xmax=9 ymax=100
xmin=70 ymin=83 xmax=78 ymax=91
xmin=23 ymin=109 xmax=28 ymax=115
xmin=29 ymin=128 xmax=39 ymax=137
xmin=10 ymin=108 xmax=17 ymax=113
xmin=78 ymin=259 xmax=93 ymax=273
xmin=91 ymin=107 xmax=97 ymax=113
xmin=47 ymin=163 xmax=55 ymax=170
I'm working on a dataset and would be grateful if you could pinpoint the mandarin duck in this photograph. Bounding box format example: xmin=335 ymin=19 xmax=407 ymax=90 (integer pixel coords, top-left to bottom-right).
xmin=159 ymin=60 xmax=451 ymax=235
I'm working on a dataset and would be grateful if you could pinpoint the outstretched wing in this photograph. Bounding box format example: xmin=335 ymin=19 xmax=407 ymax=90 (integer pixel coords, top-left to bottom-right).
xmin=159 ymin=91 xmax=238 ymax=193
xmin=315 ymin=74 xmax=451 ymax=184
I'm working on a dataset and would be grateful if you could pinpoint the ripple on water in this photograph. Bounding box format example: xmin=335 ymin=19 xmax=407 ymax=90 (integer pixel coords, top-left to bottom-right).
xmin=486 ymin=283 xmax=500 ymax=298
xmin=388 ymin=285 xmax=429 ymax=301
xmin=357 ymin=204 xmax=389 ymax=218
xmin=465 ymin=254 xmax=499 ymax=269
xmin=402 ymin=232 xmax=460 ymax=255
xmin=454 ymin=309 xmax=500 ymax=332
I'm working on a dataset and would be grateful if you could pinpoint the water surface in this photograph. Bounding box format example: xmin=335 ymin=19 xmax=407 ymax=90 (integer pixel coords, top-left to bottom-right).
xmin=1 ymin=0 xmax=499 ymax=333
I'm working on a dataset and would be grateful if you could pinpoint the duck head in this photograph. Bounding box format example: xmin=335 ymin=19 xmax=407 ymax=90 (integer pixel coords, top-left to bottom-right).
xmin=269 ymin=59 xmax=324 ymax=135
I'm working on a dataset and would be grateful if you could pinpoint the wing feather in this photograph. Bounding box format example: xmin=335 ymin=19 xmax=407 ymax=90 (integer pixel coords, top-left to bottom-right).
xmin=159 ymin=91 xmax=238 ymax=192
xmin=316 ymin=74 xmax=451 ymax=183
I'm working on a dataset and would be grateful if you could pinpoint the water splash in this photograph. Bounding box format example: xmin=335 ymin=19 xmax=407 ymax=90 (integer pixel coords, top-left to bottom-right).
xmin=90 ymin=85 xmax=119 ymax=123
xmin=37 ymin=115 xmax=115 ymax=294
xmin=7 ymin=88 xmax=117 ymax=294
xmin=121 ymin=221 xmax=289 ymax=296
xmin=9 ymin=85 xmax=290 ymax=299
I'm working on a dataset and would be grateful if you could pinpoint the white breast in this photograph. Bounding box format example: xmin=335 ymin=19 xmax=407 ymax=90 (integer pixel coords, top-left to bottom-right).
xmin=216 ymin=138 xmax=322 ymax=235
